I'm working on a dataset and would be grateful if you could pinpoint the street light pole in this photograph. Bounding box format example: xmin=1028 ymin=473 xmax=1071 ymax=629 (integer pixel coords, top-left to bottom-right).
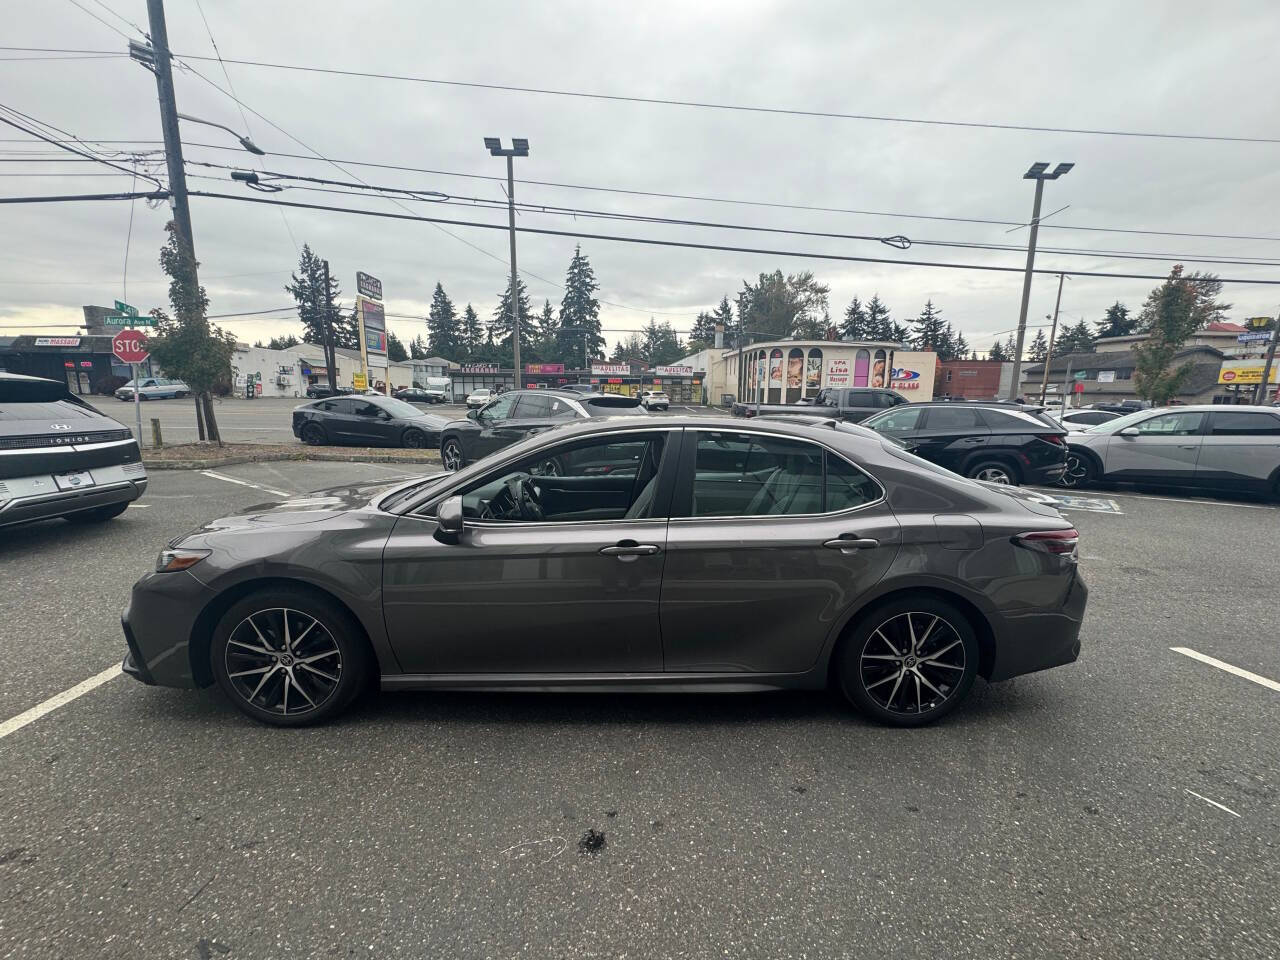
xmin=1039 ymin=272 xmax=1067 ymax=404
xmin=485 ymin=138 xmax=529 ymax=389
xmin=1254 ymin=312 xmax=1278 ymax=405
xmin=1008 ymin=162 xmax=1073 ymax=400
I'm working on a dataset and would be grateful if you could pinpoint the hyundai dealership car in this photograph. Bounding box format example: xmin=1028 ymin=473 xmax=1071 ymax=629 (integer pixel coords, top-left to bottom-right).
xmin=122 ymin=415 xmax=1086 ymax=728
xmin=0 ymin=372 xmax=147 ymax=527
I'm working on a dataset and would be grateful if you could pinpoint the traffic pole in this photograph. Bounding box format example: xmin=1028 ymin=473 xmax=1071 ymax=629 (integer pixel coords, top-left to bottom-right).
xmin=132 ymin=361 xmax=142 ymax=445
xmin=1254 ymin=312 xmax=1277 ymax=404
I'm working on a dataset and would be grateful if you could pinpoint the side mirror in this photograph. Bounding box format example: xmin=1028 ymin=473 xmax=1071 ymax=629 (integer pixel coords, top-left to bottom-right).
xmin=1119 ymin=426 xmax=1140 ymax=437
xmin=466 ymin=408 xmax=479 ymax=421
xmin=434 ymin=495 xmax=464 ymax=544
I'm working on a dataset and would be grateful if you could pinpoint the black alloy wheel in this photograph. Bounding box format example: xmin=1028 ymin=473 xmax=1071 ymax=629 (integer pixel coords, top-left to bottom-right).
xmin=211 ymin=588 xmax=368 ymax=726
xmin=402 ymin=428 xmax=427 ymax=449
xmin=1058 ymin=452 xmax=1096 ymax=488
xmin=838 ymin=598 xmax=978 ymax=727
xmin=301 ymin=422 xmax=327 ymax=446
xmin=441 ymin=437 xmax=465 ymax=471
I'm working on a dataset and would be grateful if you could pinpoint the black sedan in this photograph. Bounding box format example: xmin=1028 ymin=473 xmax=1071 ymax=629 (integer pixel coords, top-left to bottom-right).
xmin=292 ymin=394 xmax=448 ymax=448
xmin=393 ymin=387 xmax=446 ymax=405
xmin=439 ymin=388 xmax=644 ymax=470
xmin=304 ymin=384 xmax=353 ymax=399
xmin=861 ymin=401 xmax=1068 ymax=486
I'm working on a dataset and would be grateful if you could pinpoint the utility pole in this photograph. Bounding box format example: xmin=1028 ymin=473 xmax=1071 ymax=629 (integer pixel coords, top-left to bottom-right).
xmin=321 ymin=259 xmax=337 ymax=392
xmin=1038 ymin=272 xmax=1067 ymax=404
xmin=1254 ymin=312 xmax=1278 ymax=405
xmin=484 ymin=138 xmax=529 ymax=390
xmin=1008 ymin=162 xmax=1073 ymax=400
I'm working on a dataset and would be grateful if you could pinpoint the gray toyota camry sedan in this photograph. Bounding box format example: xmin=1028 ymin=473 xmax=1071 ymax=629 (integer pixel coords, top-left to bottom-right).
xmin=121 ymin=416 xmax=1087 ymax=727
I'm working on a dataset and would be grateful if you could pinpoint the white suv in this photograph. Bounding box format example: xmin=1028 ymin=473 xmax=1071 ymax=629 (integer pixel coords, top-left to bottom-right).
xmin=639 ymin=390 xmax=669 ymax=411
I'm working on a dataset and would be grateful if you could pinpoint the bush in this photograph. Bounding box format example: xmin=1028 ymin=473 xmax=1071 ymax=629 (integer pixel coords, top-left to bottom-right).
xmin=94 ymin=375 xmax=128 ymax=396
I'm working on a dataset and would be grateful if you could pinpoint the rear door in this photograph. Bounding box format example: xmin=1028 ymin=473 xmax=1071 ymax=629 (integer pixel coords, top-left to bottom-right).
xmin=914 ymin=406 xmax=988 ymax=473
xmin=1103 ymin=410 xmax=1206 ymax=483
xmin=1197 ymin=410 xmax=1280 ymax=491
xmin=659 ymin=428 xmax=900 ymax=674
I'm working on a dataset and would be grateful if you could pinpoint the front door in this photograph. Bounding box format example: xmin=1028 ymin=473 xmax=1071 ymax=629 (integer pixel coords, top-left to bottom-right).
xmin=382 ymin=429 xmax=676 ymax=674
xmin=659 ymin=428 xmax=900 ymax=674
xmin=348 ymin=399 xmax=392 ymax=445
xmin=470 ymin=392 xmax=521 ymax=459
xmin=1104 ymin=410 xmax=1205 ymax=482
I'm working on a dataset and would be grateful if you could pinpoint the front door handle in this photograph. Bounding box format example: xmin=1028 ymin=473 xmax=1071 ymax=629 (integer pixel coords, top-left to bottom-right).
xmin=1178 ymin=444 xmax=1197 ymax=449
xmin=600 ymin=541 xmax=661 ymax=560
xmin=960 ymin=437 xmax=985 ymax=444
xmin=823 ymin=537 xmax=879 ymax=552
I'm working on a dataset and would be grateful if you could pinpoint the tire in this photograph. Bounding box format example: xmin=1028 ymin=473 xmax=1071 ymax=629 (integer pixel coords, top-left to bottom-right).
xmin=65 ymin=501 xmax=129 ymax=523
xmin=210 ymin=587 xmax=370 ymax=727
xmin=836 ymin=597 xmax=980 ymax=727
xmin=1058 ymin=451 xmax=1097 ymax=489
xmin=402 ymin=428 xmax=427 ymax=449
xmin=966 ymin=459 xmax=1019 ymax=486
xmin=441 ymin=437 xmax=465 ymax=472
xmin=301 ymin=422 xmax=327 ymax=446
xmin=175 ymin=391 xmax=189 ymax=399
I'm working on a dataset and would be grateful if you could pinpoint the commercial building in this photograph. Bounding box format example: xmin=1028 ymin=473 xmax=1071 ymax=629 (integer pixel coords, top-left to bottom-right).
xmin=1021 ymin=346 xmax=1233 ymax=406
xmin=294 ymin=344 xmax=414 ymax=394
xmin=937 ymin=360 xmax=1016 ymax=400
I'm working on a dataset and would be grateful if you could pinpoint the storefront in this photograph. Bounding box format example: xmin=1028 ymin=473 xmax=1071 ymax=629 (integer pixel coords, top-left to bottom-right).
xmin=0 ymin=335 xmax=140 ymax=395
xmin=725 ymin=340 xmax=902 ymax=405
xmin=1219 ymin=359 xmax=1279 ymax=403
xmin=451 ymin=364 xmax=515 ymax=400
xmin=646 ymin=364 xmax=703 ymax=403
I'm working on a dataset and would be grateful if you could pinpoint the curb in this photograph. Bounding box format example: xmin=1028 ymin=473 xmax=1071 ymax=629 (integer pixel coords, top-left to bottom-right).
xmin=142 ymin=450 xmax=442 ymax=471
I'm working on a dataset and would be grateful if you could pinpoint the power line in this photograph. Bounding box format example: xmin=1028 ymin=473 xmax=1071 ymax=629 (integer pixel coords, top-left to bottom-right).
xmin=65 ymin=0 xmax=134 ymax=41
xmin=0 ymin=190 xmax=166 ymax=205
xmin=171 ymin=52 xmax=1280 ymax=146
xmin=187 ymin=189 xmax=1280 ymax=285
xmin=0 ymin=105 xmax=163 ymax=187
xmin=86 ymin=0 xmax=146 ymax=37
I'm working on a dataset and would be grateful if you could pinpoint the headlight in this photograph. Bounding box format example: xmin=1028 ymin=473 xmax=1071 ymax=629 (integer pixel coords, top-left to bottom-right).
xmin=155 ymin=547 xmax=210 ymax=573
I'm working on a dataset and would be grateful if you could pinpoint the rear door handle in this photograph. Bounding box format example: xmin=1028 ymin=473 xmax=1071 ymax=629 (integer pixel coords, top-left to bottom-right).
xmin=600 ymin=541 xmax=661 ymax=559
xmin=960 ymin=437 xmax=985 ymax=444
xmin=1178 ymin=444 xmax=1197 ymax=449
xmin=823 ymin=537 xmax=879 ymax=551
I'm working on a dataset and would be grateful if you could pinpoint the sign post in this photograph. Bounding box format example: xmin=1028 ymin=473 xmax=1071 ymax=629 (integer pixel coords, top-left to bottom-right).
xmin=112 ymin=329 xmax=149 ymax=444
xmin=355 ymin=271 xmax=385 ymax=393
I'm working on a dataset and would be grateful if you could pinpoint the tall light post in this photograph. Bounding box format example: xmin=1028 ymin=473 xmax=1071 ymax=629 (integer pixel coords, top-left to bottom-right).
xmin=1008 ymin=161 xmax=1073 ymax=400
xmin=485 ymin=137 xmax=529 ymax=384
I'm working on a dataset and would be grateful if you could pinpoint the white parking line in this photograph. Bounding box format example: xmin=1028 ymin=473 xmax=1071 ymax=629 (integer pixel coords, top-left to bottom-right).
xmin=1170 ymin=647 xmax=1280 ymax=693
xmin=200 ymin=470 xmax=290 ymax=498
xmin=1185 ymin=789 xmax=1241 ymax=818
xmin=0 ymin=664 xmax=122 ymax=740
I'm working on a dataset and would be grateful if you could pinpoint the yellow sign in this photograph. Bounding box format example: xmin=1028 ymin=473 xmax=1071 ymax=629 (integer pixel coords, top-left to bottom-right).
xmin=353 ymin=372 xmax=368 ymax=391
xmin=1246 ymin=316 xmax=1273 ymax=328
xmin=1218 ymin=360 xmax=1278 ymax=385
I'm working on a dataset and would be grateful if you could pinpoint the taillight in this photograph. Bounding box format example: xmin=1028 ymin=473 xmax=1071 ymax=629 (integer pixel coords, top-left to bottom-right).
xmin=1014 ymin=528 xmax=1079 ymax=557
xmin=1038 ymin=434 xmax=1066 ymax=446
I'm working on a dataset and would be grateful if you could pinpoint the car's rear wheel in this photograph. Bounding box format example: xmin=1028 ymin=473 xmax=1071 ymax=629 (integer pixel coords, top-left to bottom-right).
xmin=837 ymin=597 xmax=979 ymax=727
xmin=1059 ymin=451 xmax=1096 ymax=488
xmin=210 ymin=588 xmax=369 ymax=727
xmin=967 ymin=459 xmax=1019 ymax=485
xmin=301 ymin=422 xmax=327 ymax=446
xmin=65 ymin=501 xmax=129 ymax=523
xmin=441 ymin=437 xmax=465 ymax=471
xmin=402 ymin=428 xmax=427 ymax=449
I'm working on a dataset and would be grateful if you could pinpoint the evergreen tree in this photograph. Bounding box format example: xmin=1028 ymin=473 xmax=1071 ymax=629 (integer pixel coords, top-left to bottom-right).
xmin=1028 ymin=329 xmax=1049 ymax=362
xmin=386 ymin=330 xmax=408 ymax=363
xmin=641 ymin=318 xmax=685 ymax=366
xmin=426 ymin=282 xmax=460 ymax=359
xmin=409 ymin=334 xmax=428 ymax=360
xmin=840 ymin=296 xmax=868 ymax=340
xmin=610 ymin=333 xmax=645 ymax=363
xmin=1005 ymin=335 xmax=1019 ymax=360
xmin=265 ymin=334 xmax=299 ymax=350
xmin=1096 ymin=301 xmax=1137 ymax=339
xmin=864 ymin=295 xmax=893 ymax=340
xmin=688 ymin=310 xmax=717 ymax=348
xmin=712 ymin=296 xmax=734 ymax=343
xmin=490 ymin=275 xmax=532 ymax=355
xmin=890 ymin=321 xmax=913 ymax=344
xmin=535 ymin=300 xmax=559 ymax=361
xmin=988 ymin=339 xmax=1007 ymax=362
xmin=286 ymin=244 xmax=357 ymax=351
xmin=1054 ymin=320 xmax=1096 ymax=357
xmin=911 ymin=300 xmax=946 ymax=351
xmin=954 ymin=330 xmax=970 ymax=360
xmin=459 ymin=304 xmax=482 ymax=359
xmin=556 ymin=245 xmax=604 ymax=363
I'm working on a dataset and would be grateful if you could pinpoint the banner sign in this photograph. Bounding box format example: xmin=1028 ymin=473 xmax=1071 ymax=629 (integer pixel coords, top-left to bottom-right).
xmin=591 ymin=363 xmax=630 ymax=376
xmin=34 ymin=337 xmax=81 ymax=347
xmin=805 ymin=354 xmax=822 ymax=389
xmin=525 ymin=363 xmax=565 ymax=374
xmin=356 ymin=271 xmax=383 ymax=300
xmin=826 ymin=357 xmax=850 ymax=387
xmin=653 ymin=364 xmax=693 ymax=376
xmin=768 ymin=349 xmax=784 ymax=389
xmin=1237 ymin=331 xmax=1274 ymax=344
xmin=357 ymin=296 xmax=387 ymax=358
xmin=461 ymin=363 xmax=499 ymax=373
xmin=1219 ymin=360 xmax=1279 ymax=385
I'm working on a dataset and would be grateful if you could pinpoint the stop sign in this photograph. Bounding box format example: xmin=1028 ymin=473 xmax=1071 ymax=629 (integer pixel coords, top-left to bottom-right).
xmin=112 ymin=329 xmax=149 ymax=364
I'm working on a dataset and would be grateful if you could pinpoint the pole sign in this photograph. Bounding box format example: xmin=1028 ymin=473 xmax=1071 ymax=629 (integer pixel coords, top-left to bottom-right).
xmin=356 ymin=296 xmax=387 ymax=359
xmin=1073 ymin=380 xmax=1085 ymax=393
xmin=353 ymin=372 xmax=368 ymax=391
xmin=1246 ymin=316 xmax=1272 ymax=329
xmin=1237 ymin=331 xmax=1274 ymax=344
xmin=111 ymin=329 xmax=149 ymax=364
xmin=356 ymin=272 xmax=383 ymax=301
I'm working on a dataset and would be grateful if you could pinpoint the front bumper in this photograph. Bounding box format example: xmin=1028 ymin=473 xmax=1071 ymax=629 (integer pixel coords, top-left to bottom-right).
xmin=987 ymin=570 xmax=1088 ymax=681
xmin=120 ymin=569 xmax=216 ymax=689
xmin=0 ymin=463 xmax=147 ymax=528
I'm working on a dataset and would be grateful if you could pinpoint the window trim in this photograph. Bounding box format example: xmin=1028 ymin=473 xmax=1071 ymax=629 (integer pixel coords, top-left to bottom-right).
xmin=1132 ymin=410 xmax=1208 ymax=437
xmin=668 ymin=426 xmax=885 ymax=523
xmin=1206 ymin=410 xmax=1280 ymax=436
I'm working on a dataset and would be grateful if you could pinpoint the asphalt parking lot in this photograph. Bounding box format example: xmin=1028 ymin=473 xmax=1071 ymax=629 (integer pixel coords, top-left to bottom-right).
xmin=1 ymin=461 xmax=1277 ymax=959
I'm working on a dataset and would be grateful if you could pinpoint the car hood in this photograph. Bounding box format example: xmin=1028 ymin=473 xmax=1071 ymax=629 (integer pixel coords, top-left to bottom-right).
xmin=404 ymin=412 xmax=449 ymax=429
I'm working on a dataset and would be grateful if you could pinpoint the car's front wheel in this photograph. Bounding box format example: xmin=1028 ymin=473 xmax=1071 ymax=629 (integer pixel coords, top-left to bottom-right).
xmin=301 ymin=422 xmax=327 ymax=446
xmin=210 ymin=588 xmax=370 ymax=727
xmin=441 ymin=437 xmax=465 ymax=471
xmin=837 ymin=597 xmax=979 ymax=727
xmin=1058 ymin=452 xmax=1096 ymax=488
xmin=402 ymin=428 xmax=427 ymax=449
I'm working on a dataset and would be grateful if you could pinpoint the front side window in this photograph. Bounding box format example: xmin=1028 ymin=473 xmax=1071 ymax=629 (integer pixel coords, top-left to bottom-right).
xmin=867 ymin=406 xmax=923 ymax=434
xmin=1135 ymin=412 xmax=1204 ymax=436
xmin=448 ymin=432 xmax=667 ymax=523
xmin=352 ymin=401 xmax=384 ymax=418
xmin=480 ymin=393 xmax=519 ymax=419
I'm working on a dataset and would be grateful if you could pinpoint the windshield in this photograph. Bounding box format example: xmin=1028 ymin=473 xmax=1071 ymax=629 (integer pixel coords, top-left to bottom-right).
xmin=377 ymin=397 xmax=425 ymax=419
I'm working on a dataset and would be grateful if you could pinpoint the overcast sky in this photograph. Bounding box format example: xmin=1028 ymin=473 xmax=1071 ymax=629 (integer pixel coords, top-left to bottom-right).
xmin=4 ymin=1 xmax=1279 ymax=355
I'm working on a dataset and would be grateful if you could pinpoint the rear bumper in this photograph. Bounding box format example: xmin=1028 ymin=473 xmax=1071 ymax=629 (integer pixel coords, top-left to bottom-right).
xmin=0 ymin=466 xmax=146 ymax=528
xmin=987 ymin=570 xmax=1087 ymax=681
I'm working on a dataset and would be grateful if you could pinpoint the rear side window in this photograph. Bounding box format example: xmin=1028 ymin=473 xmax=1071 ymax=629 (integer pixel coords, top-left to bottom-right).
xmin=924 ymin=407 xmax=982 ymax=429
xmin=825 ymin=454 xmax=881 ymax=511
xmin=1208 ymin=412 xmax=1280 ymax=436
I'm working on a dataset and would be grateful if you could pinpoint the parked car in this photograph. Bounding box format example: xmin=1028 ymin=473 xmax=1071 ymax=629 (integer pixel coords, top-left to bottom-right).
xmin=732 ymin=387 xmax=909 ymax=422
xmin=561 ymin=384 xmax=600 ymax=396
xmin=1090 ymin=400 xmax=1148 ymax=415
xmin=304 ymin=384 xmax=352 ymax=399
xmin=1060 ymin=405 xmax=1280 ymax=498
xmin=0 ymin=372 xmax=147 ymax=527
xmin=121 ymin=414 xmax=1086 ymax=727
xmin=115 ymin=376 xmax=190 ymax=401
xmin=639 ymin=389 xmax=670 ymax=411
xmin=466 ymin=388 xmax=494 ymax=409
xmin=394 ymin=387 xmax=446 ymax=405
xmin=440 ymin=388 xmax=644 ymax=471
xmin=861 ymin=401 xmax=1069 ymax=486
xmin=1054 ymin=409 xmax=1122 ymax=432
xmin=292 ymin=394 xmax=448 ymax=448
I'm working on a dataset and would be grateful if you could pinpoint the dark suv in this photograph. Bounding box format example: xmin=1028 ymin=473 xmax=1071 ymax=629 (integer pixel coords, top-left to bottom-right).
xmin=439 ymin=388 xmax=644 ymax=470
xmin=0 ymin=372 xmax=147 ymax=527
xmin=861 ymin=401 xmax=1068 ymax=486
